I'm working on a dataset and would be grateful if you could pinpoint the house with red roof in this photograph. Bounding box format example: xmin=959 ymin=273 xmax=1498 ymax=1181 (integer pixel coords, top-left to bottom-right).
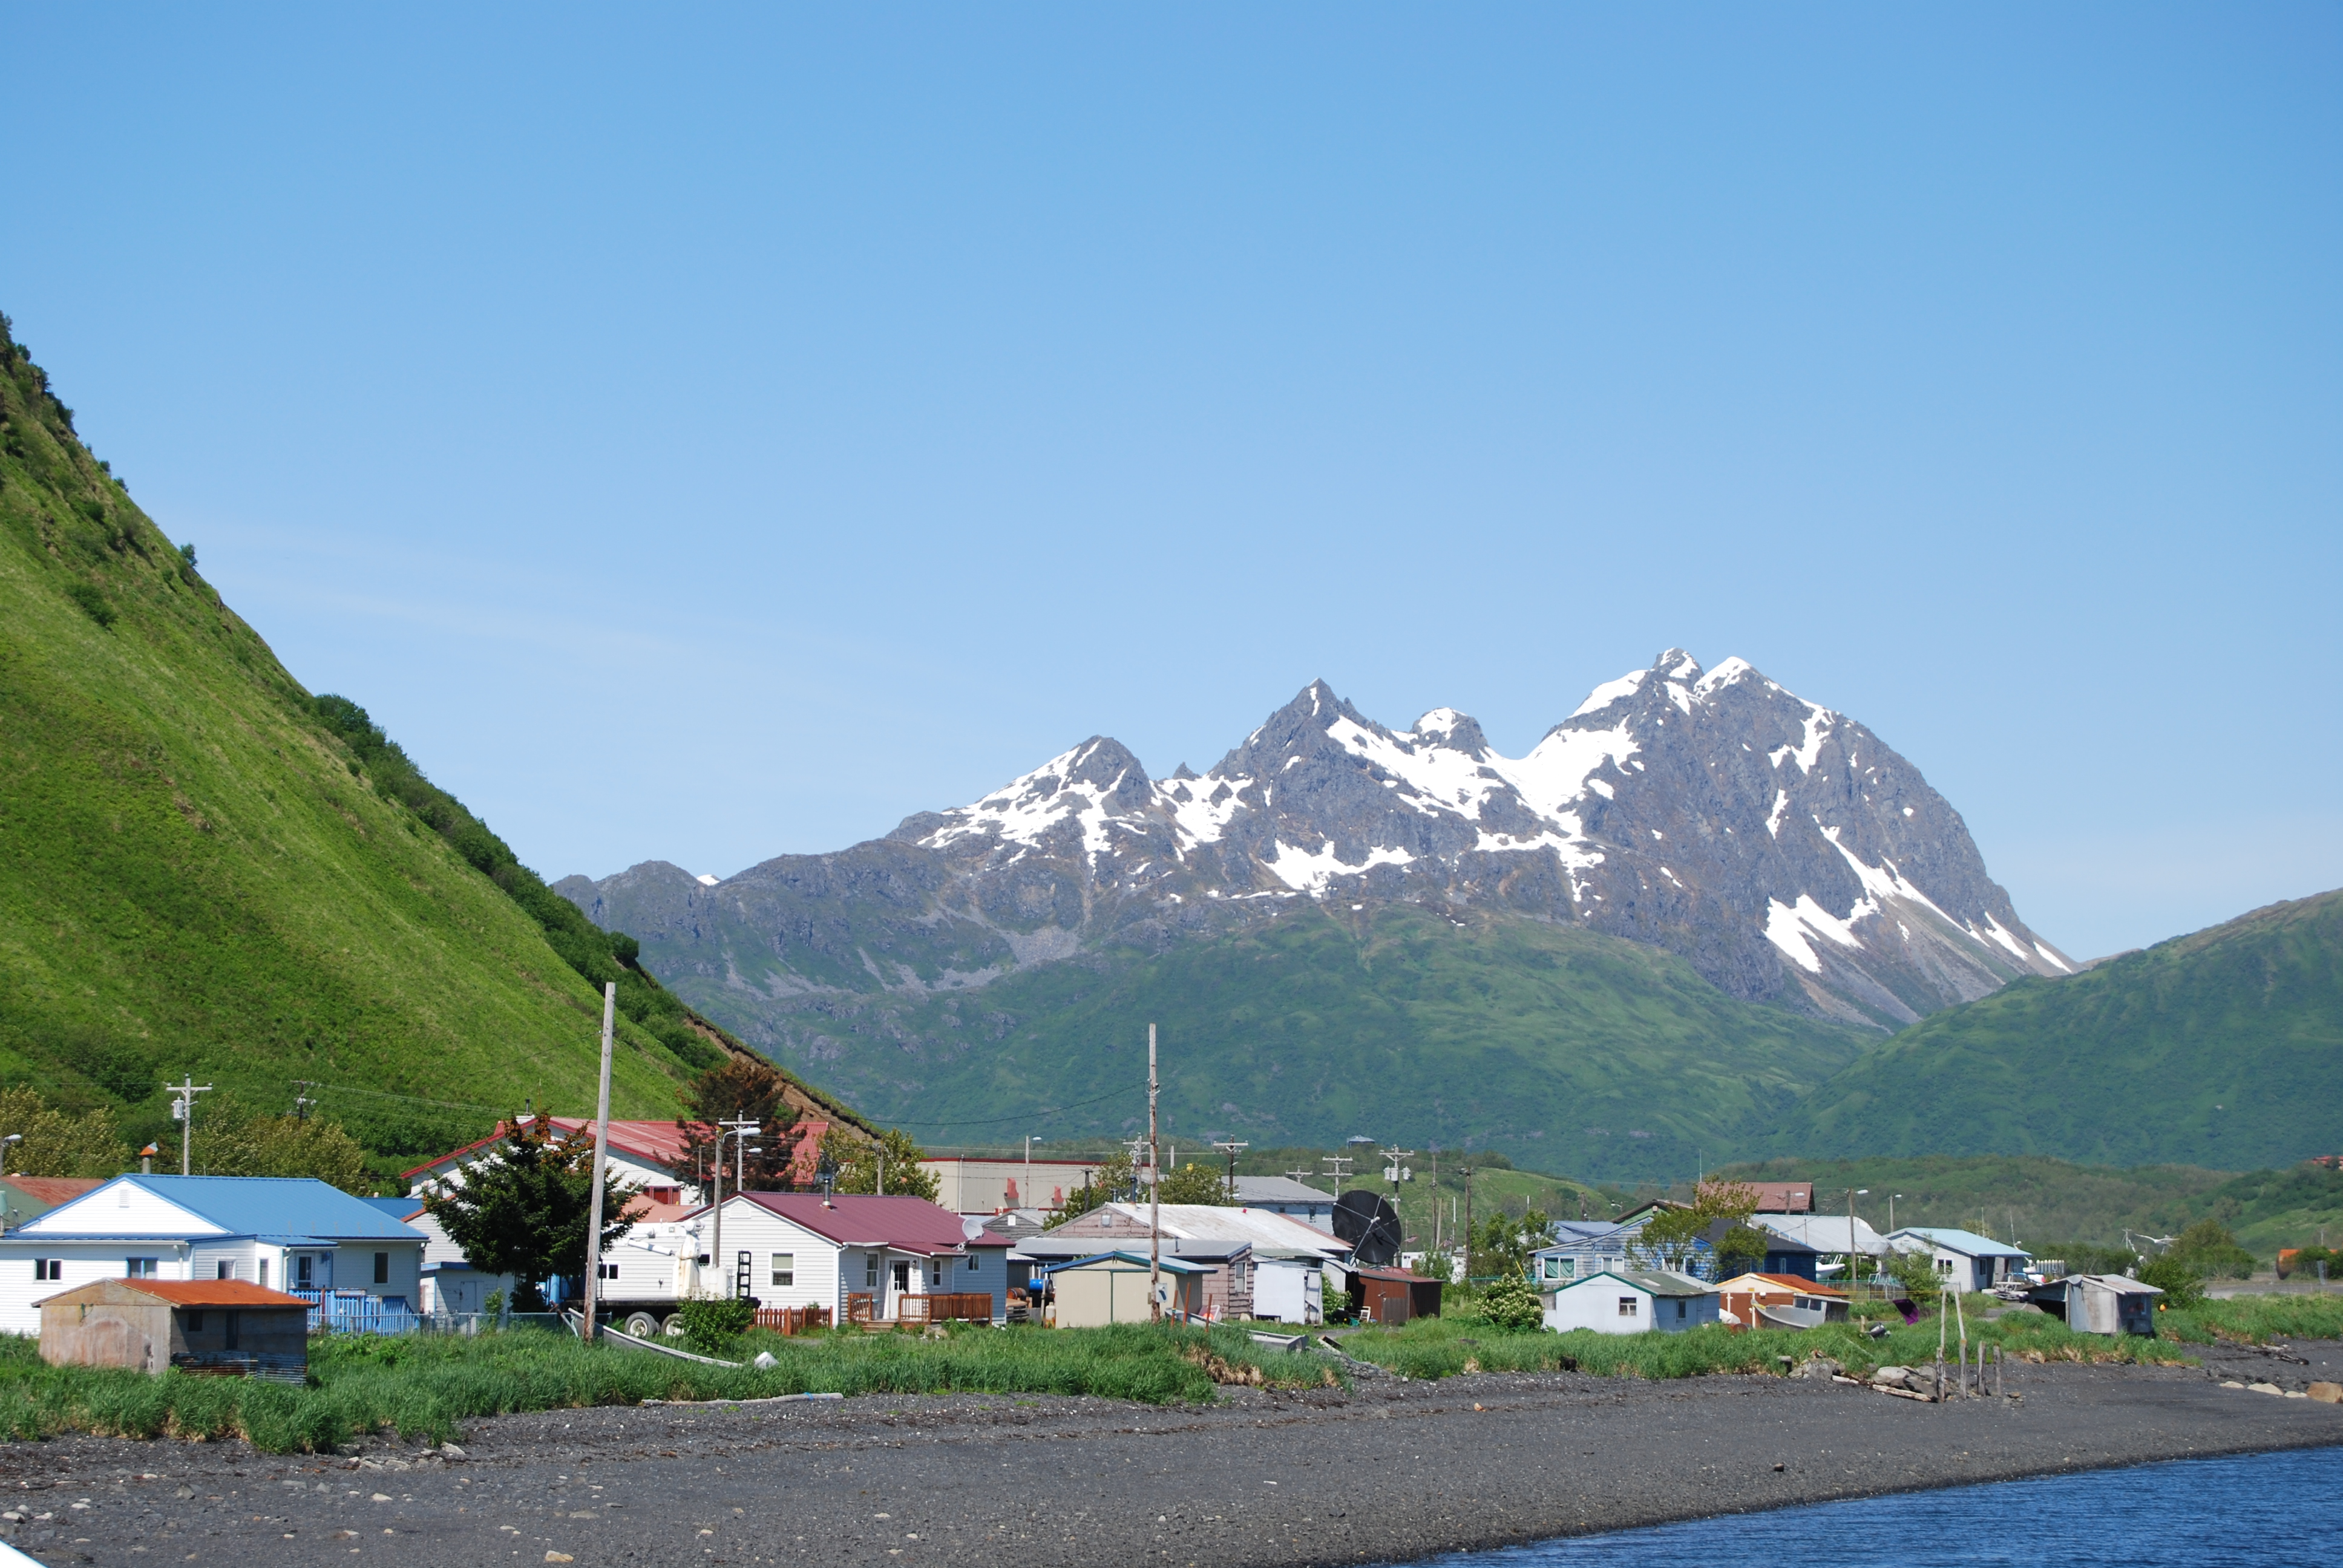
xmin=685 ymin=1192 xmax=1014 ymax=1325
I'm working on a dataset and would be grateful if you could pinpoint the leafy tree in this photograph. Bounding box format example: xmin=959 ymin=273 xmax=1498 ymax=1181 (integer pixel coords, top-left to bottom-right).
xmin=1158 ymin=1160 xmax=1233 ymax=1205
xmin=421 ymin=1117 xmax=635 ymax=1310
xmin=1632 ymin=1180 xmax=1763 ymax=1275
xmin=190 ymin=1093 xmax=373 ymax=1192
xmin=677 ymin=1059 xmax=802 ymax=1191
xmin=2137 ymin=1249 xmax=2206 ymax=1309
xmin=2282 ymin=1244 xmax=2339 ymax=1281
xmin=1711 ymin=1224 xmax=1770 ymax=1280
xmin=1055 ymin=1149 xmax=1135 ymax=1220
xmin=0 ymin=1086 xmax=131 ymax=1178
xmin=2167 ymin=1218 xmax=2257 ymax=1280
xmin=1469 ymin=1209 xmax=1550 ymax=1281
xmin=814 ymin=1126 xmax=939 ymax=1203
xmin=1884 ymin=1244 xmax=1945 ymax=1299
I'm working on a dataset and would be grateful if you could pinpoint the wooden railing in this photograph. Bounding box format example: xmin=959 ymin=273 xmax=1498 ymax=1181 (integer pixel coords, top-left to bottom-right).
xmin=895 ymin=1292 xmax=993 ymax=1324
xmin=752 ymin=1305 xmax=833 ymax=1336
xmin=845 ymin=1292 xmax=877 ymax=1325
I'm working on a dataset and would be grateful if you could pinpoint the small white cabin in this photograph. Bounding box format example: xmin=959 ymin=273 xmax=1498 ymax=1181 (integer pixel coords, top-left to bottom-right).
xmin=1543 ymin=1268 xmax=1720 ymax=1335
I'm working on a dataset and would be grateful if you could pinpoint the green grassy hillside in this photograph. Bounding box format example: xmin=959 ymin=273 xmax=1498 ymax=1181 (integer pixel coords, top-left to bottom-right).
xmin=1769 ymin=889 xmax=2343 ymax=1170
xmin=0 ymin=318 xmax=723 ymax=1160
xmin=676 ymin=898 xmax=1875 ymax=1182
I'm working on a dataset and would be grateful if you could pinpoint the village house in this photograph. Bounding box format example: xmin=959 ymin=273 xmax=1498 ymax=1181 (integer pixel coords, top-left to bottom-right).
xmin=1229 ymin=1176 xmax=1339 ymax=1233
xmin=1032 ymin=1201 xmax=1348 ymax=1323
xmin=1542 ymin=1268 xmax=1720 ymax=1334
xmin=682 ymin=1192 xmax=1013 ymax=1324
xmin=404 ymin=1118 xmax=706 ymax=1206
xmin=1887 ymin=1227 xmax=2031 ymax=1292
xmin=0 ymin=1177 xmax=424 ymax=1336
xmin=1711 ymin=1272 xmax=1847 ymax=1330
xmin=0 ymin=1177 xmax=103 ymax=1233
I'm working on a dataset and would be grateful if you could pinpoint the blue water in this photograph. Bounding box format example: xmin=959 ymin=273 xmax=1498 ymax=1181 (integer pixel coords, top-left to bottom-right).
xmin=1426 ymin=1444 xmax=2343 ymax=1566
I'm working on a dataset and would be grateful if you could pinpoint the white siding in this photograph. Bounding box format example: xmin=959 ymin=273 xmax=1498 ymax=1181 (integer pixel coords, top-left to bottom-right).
xmin=16 ymin=1183 xmax=221 ymax=1240
xmin=1545 ymin=1277 xmax=1656 ymax=1335
xmin=0 ymin=1243 xmax=192 ymax=1335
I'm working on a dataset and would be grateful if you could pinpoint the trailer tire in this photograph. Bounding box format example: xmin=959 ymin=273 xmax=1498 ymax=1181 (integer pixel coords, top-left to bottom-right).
xmin=623 ymin=1312 xmax=660 ymax=1339
xmin=663 ymin=1313 xmax=687 ymax=1337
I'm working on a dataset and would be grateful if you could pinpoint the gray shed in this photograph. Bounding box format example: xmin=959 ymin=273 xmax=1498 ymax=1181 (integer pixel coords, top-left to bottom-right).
xmin=2025 ymin=1273 xmax=2163 ymax=1336
xmin=38 ymin=1278 xmax=310 ymax=1380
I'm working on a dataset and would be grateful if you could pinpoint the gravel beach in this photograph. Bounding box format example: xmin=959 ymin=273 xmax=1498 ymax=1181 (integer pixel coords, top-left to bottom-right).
xmin=1 ymin=1338 xmax=2337 ymax=1567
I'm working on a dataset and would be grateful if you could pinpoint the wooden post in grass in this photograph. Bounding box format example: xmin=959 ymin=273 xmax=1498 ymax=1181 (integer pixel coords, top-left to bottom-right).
xmin=581 ymin=982 xmax=615 ymax=1343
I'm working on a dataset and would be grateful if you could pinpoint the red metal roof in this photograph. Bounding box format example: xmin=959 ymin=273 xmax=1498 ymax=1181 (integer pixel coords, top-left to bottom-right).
xmin=402 ymin=1117 xmax=706 ymax=1180
xmin=3 ymin=1177 xmax=104 ymax=1207
xmin=735 ymin=1192 xmax=1011 ymax=1255
xmin=117 ymin=1279 xmax=310 ymax=1308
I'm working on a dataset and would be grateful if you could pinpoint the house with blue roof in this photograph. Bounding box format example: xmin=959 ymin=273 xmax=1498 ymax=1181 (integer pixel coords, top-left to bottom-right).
xmin=1887 ymin=1226 xmax=2030 ymax=1293
xmin=0 ymin=1176 xmax=424 ymax=1336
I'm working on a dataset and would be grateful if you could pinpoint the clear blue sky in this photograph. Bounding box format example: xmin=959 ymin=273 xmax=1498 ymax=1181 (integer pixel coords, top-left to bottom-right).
xmin=5 ymin=6 xmax=2336 ymax=960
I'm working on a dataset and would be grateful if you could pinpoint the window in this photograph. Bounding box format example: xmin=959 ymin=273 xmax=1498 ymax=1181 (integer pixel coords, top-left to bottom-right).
xmin=770 ymin=1253 xmax=795 ymax=1288
xmin=597 ymin=1263 xmax=620 ymax=1281
xmin=965 ymin=1253 xmax=980 ymax=1274
xmin=1541 ymin=1258 xmax=1561 ymax=1280
xmin=126 ymin=1257 xmax=159 ymax=1279
xmin=33 ymin=1259 xmax=61 ymax=1281
xmin=295 ymin=1255 xmax=313 ymax=1287
xmin=1676 ymin=1298 xmax=1687 ymax=1319
xmin=865 ymin=1253 xmax=879 ymax=1289
xmin=258 ymin=1259 xmax=269 ymax=1288
xmin=1617 ymin=1296 xmax=1638 ymax=1317
xmin=185 ymin=1310 xmax=206 ymax=1333
xmin=373 ymin=1252 xmax=390 ymax=1285
xmin=215 ymin=1261 xmax=234 ymax=1281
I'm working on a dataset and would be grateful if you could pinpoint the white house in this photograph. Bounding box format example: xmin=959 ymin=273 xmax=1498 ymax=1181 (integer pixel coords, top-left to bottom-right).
xmin=1887 ymin=1227 xmax=2031 ymax=1293
xmin=404 ymin=1118 xmax=704 ymax=1207
xmin=681 ymin=1192 xmax=1013 ymax=1323
xmin=1542 ymin=1268 xmax=1721 ymax=1335
xmin=0 ymin=1177 xmax=424 ymax=1336
xmin=1251 ymin=1251 xmax=1326 ymax=1324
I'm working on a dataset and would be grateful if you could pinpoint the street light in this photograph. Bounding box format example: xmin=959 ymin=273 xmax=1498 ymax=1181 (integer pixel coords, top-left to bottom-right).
xmin=1890 ymin=1194 xmax=1904 ymax=1234
xmin=0 ymin=1133 xmax=19 ymax=1178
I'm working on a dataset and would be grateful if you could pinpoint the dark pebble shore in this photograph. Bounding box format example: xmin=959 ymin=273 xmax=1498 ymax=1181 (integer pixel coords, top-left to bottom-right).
xmin=2 ymin=1337 xmax=2338 ymax=1567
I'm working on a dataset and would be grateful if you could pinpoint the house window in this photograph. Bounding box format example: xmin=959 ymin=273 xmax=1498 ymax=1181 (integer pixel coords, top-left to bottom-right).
xmin=185 ymin=1311 xmax=206 ymax=1333
xmin=373 ymin=1252 xmax=390 ymax=1285
xmin=34 ymin=1259 xmax=61 ymax=1281
xmin=770 ymin=1253 xmax=795 ymax=1288
xmin=966 ymin=1253 xmax=980 ymax=1274
xmin=295 ymin=1255 xmax=314 ymax=1287
xmin=1676 ymin=1298 xmax=1687 ymax=1319
xmin=126 ymin=1257 xmax=159 ymax=1279
xmin=258 ymin=1259 xmax=269 ymax=1288
xmin=597 ymin=1263 xmax=620 ymax=1281
xmin=865 ymin=1254 xmax=879 ymax=1289
xmin=1542 ymin=1258 xmax=1561 ymax=1280
xmin=1617 ymin=1296 xmax=1638 ymax=1316
xmin=216 ymin=1261 xmax=234 ymax=1281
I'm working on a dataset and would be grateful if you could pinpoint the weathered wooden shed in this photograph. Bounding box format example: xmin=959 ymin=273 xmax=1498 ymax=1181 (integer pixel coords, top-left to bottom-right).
xmin=2024 ymin=1274 xmax=2162 ymax=1336
xmin=1349 ymin=1266 xmax=1441 ymax=1325
xmin=38 ymin=1278 xmax=310 ymax=1380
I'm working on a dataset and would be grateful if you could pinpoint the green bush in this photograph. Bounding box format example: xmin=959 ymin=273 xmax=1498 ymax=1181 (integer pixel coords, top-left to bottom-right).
xmin=676 ymin=1296 xmax=756 ymax=1352
xmin=2167 ymin=1220 xmax=2257 ymax=1280
xmin=63 ymin=580 xmax=114 ymax=628
xmin=2137 ymin=1252 xmax=2206 ymax=1308
xmin=1480 ymin=1276 xmax=1544 ymax=1331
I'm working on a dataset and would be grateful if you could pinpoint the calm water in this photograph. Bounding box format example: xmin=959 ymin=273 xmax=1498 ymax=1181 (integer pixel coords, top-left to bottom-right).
xmin=1426 ymin=1444 xmax=2342 ymax=1566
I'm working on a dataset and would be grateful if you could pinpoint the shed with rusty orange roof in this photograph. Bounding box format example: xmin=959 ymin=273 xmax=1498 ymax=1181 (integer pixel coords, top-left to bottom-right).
xmin=38 ymin=1277 xmax=310 ymax=1380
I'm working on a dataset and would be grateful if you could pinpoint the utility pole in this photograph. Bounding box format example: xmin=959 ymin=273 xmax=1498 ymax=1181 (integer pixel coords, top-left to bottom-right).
xmin=165 ymin=1078 xmax=212 ymax=1177
xmin=706 ymin=1116 xmax=760 ymax=1301
xmin=1380 ymin=1143 xmax=1414 ymax=1253
xmin=1147 ymin=1024 xmax=1161 ymax=1324
xmin=1024 ymin=1134 xmax=1039 ymax=1213
xmin=581 ymin=983 xmax=615 ymax=1342
xmin=1847 ymin=1187 xmax=1870 ymax=1302
xmin=1463 ymin=1160 xmax=1475 ymax=1277
xmin=1212 ymin=1139 xmax=1248 ymax=1203
xmin=1429 ymin=1145 xmax=1441 ymax=1255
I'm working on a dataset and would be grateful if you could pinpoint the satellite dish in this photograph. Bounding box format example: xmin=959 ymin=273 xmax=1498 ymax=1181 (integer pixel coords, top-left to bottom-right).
xmin=1334 ymin=1190 xmax=1402 ymax=1266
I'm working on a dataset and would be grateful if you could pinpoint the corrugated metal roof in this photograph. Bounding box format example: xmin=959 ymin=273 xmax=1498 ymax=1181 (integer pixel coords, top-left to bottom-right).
xmin=1230 ymin=1177 xmax=1335 ymax=1204
xmin=735 ymin=1192 xmax=1006 ymax=1255
xmin=1040 ymin=1250 xmax=1211 ymax=1275
xmin=1892 ymin=1226 xmax=2030 ymax=1258
xmin=1558 ymin=1267 xmax=1716 ymax=1297
xmin=27 ymin=1177 xmax=424 ymax=1241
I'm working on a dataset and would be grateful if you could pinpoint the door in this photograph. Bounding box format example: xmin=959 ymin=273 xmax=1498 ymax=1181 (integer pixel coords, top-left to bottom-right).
xmin=892 ymin=1259 xmax=910 ymax=1301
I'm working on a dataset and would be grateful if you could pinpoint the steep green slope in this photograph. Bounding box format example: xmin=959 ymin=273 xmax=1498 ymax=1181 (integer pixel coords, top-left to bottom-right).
xmin=0 ymin=318 xmax=713 ymax=1158
xmin=1769 ymin=889 xmax=2343 ymax=1169
xmin=663 ymin=899 xmax=1875 ymax=1181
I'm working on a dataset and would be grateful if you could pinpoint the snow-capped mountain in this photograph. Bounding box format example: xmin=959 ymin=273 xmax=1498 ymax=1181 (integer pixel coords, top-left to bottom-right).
xmin=876 ymin=650 xmax=2068 ymax=1026
xmin=565 ymin=651 xmax=2069 ymax=1031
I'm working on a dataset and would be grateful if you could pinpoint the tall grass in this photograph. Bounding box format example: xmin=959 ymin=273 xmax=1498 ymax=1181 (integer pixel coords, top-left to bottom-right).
xmin=2161 ymin=1293 xmax=2343 ymax=1345
xmin=0 ymin=1322 xmax=1335 ymax=1455
xmin=1340 ymin=1301 xmax=2203 ymax=1383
